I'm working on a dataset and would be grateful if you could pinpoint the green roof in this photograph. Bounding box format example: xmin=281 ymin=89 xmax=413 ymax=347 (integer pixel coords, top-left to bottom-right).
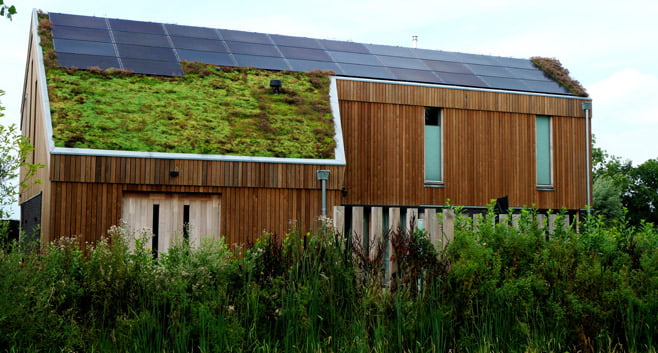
xmin=46 ymin=64 xmax=336 ymax=159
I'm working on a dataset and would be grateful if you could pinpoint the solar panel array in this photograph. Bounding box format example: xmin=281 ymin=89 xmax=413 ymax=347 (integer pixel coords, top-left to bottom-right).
xmin=48 ymin=12 xmax=573 ymax=95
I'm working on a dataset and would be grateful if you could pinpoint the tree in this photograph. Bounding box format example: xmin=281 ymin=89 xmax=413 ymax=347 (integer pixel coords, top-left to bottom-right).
xmin=624 ymin=159 xmax=658 ymax=225
xmin=0 ymin=0 xmax=16 ymax=20
xmin=1 ymin=91 xmax=41 ymax=221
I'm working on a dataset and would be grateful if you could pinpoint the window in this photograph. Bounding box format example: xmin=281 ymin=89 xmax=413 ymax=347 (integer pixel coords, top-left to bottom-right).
xmin=424 ymin=107 xmax=443 ymax=184
xmin=536 ymin=115 xmax=552 ymax=187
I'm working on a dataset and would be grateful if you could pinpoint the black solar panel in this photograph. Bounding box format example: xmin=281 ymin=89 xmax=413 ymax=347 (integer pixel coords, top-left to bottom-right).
xmin=47 ymin=12 xmax=576 ymax=95
xmin=49 ymin=13 xmax=107 ymax=29
xmin=340 ymin=63 xmax=396 ymax=80
xmin=170 ymin=36 xmax=227 ymax=52
xmin=225 ymin=41 xmax=280 ymax=57
xmin=108 ymin=18 xmax=165 ymax=35
xmin=318 ymin=39 xmax=370 ymax=54
xmin=437 ymin=72 xmax=487 ymax=87
xmin=122 ymin=58 xmax=184 ymax=76
xmin=271 ymin=34 xmax=322 ymax=49
xmin=218 ymin=29 xmax=271 ymax=44
xmin=467 ymin=64 xmax=512 ymax=78
xmin=422 ymin=60 xmax=472 ymax=75
xmin=165 ymin=24 xmax=219 ymax=39
xmin=233 ymin=54 xmax=290 ymax=71
xmin=277 ymin=46 xmax=332 ymax=61
xmin=366 ymin=44 xmax=413 ymax=57
xmin=177 ymin=49 xmax=235 ymax=66
xmin=113 ymin=31 xmax=171 ymax=47
xmin=51 ymin=25 xmax=112 ymax=42
xmin=53 ymin=38 xmax=116 ymax=57
xmin=389 ymin=68 xmax=442 ymax=84
xmin=116 ymin=44 xmax=177 ymax=62
xmin=287 ymin=59 xmax=342 ymax=73
xmin=376 ymin=55 xmax=429 ymax=70
xmin=328 ymin=51 xmax=381 ymax=66
xmin=57 ymin=53 xmax=121 ymax=70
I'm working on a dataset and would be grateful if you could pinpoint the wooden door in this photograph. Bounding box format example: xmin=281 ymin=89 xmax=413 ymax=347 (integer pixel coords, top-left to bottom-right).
xmin=121 ymin=192 xmax=221 ymax=254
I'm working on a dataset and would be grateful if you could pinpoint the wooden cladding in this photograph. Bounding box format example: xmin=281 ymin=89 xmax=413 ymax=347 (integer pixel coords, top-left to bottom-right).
xmin=336 ymin=79 xmax=588 ymax=118
xmin=340 ymin=100 xmax=588 ymax=210
xmin=50 ymin=155 xmax=344 ymax=190
xmin=47 ymin=182 xmax=342 ymax=245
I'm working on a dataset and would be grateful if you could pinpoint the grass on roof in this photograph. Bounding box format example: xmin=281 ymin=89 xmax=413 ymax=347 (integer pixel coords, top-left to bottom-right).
xmin=46 ymin=64 xmax=336 ymax=159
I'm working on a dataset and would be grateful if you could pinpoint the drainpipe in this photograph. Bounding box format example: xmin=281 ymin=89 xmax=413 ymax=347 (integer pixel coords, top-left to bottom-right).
xmin=317 ymin=170 xmax=330 ymax=217
xmin=582 ymin=102 xmax=592 ymax=215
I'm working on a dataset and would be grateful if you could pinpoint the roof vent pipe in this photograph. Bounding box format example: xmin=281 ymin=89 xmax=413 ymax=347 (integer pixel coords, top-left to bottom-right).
xmin=412 ymin=35 xmax=418 ymax=48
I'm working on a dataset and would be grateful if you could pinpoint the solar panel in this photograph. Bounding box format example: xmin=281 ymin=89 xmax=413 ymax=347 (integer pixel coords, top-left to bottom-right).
xmin=165 ymin=24 xmax=219 ymax=39
xmin=49 ymin=12 xmax=107 ymax=29
xmin=422 ymin=60 xmax=472 ymax=74
xmin=506 ymin=67 xmax=548 ymax=81
xmin=108 ymin=18 xmax=165 ymax=35
xmin=53 ymin=38 xmax=116 ymax=57
xmin=113 ymin=31 xmax=171 ymax=47
xmin=522 ymin=80 xmax=571 ymax=95
xmin=339 ymin=63 xmax=396 ymax=80
xmin=365 ymin=44 xmax=413 ymax=57
xmin=45 ymin=13 xmax=575 ymax=95
xmin=121 ymin=58 xmax=184 ymax=76
xmin=376 ymin=55 xmax=429 ymax=70
xmin=287 ymin=59 xmax=342 ymax=73
xmin=116 ymin=44 xmax=178 ymax=62
xmin=318 ymin=39 xmax=370 ymax=54
xmin=57 ymin=53 xmax=121 ymax=70
xmin=479 ymin=76 xmax=530 ymax=91
xmin=278 ymin=46 xmax=332 ymax=61
xmin=327 ymin=51 xmax=381 ymax=66
xmin=177 ymin=49 xmax=235 ymax=66
xmin=495 ymin=56 xmax=536 ymax=70
xmin=233 ymin=54 xmax=290 ymax=71
xmin=466 ymin=64 xmax=512 ymax=78
xmin=170 ymin=36 xmax=227 ymax=52
xmin=389 ymin=68 xmax=442 ymax=84
xmin=270 ymin=34 xmax=323 ymax=49
xmin=225 ymin=41 xmax=280 ymax=57
xmin=51 ymin=25 xmax=112 ymax=42
xmin=437 ymin=72 xmax=487 ymax=87
xmin=412 ymin=48 xmax=455 ymax=61
xmin=218 ymin=29 xmax=271 ymax=44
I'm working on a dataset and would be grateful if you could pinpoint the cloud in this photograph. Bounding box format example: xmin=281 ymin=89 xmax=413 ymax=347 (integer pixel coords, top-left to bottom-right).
xmin=590 ymin=69 xmax=658 ymax=126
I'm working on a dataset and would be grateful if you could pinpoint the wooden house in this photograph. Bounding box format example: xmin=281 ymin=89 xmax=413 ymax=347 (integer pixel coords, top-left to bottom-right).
xmin=20 ymin=10 xmax=592 ymax=249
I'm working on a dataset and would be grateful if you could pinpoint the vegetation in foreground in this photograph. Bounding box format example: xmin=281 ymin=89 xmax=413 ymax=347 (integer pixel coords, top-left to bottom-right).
xmin=1 ymin=209 xmax=658 ymax=353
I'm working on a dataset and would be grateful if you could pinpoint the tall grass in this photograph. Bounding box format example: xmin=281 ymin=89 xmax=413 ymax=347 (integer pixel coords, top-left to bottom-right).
xmin=1 ymin=209 xmax=657 ymax=352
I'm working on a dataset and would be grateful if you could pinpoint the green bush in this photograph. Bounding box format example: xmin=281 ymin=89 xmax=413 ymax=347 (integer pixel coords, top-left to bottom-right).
xmin=1 ymin=211 xmax=658 ymax=352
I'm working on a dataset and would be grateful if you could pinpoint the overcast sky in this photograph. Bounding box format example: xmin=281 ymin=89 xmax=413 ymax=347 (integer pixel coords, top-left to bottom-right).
xmin=1 ymin=0 xmax=656 ymax=184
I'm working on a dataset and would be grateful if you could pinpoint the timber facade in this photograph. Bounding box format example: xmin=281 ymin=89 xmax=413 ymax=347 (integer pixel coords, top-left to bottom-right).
xmin=20 ymin=10 xmax=592 ymax=248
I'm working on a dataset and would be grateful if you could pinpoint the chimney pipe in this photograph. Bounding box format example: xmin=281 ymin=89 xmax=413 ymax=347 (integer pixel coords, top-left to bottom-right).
xmin=412 ymin=35 xmax=418 ymax=48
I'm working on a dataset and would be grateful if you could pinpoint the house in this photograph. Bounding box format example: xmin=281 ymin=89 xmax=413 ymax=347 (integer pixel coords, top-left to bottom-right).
xmin=20 ymin=9 xmax=592 ymax=249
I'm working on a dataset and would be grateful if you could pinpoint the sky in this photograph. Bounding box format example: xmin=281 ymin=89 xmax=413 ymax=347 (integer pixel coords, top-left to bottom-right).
xmin=1 ymin=0 xmax=657 ymax=217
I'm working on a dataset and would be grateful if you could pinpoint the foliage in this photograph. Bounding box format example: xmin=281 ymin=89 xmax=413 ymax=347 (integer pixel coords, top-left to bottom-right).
xmin=37 ymin=13 xmax=336 ymax=160
xmin=530 ymin=56 xmax=588 ymax=97
xmin=0 ymin=90 xmax=42 ymax=221
xmin=0 ymin=0 xmax=16 ymax=21
xmin=46 ymin=66 xmax=336 ymax=159
xmin=593 ymin=140 xmax=658 ymax=226
xmin=2 ymin=211 xmax=658 ymax=352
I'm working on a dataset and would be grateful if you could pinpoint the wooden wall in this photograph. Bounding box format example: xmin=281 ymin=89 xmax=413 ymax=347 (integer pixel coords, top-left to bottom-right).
xmin=46 ymin=182 xmax=341 ymax=246
xmin=338 ymin=80 xmax=590 ymax=210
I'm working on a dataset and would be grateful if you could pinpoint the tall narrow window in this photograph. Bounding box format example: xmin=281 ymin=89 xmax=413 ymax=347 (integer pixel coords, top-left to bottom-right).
xmin=536 ymin=115 xmax=552 ymax=187
xmin=152 ymin=204 xmax=160 ymax=258
xmin=424 ymin=107 xmax=443 ymax=184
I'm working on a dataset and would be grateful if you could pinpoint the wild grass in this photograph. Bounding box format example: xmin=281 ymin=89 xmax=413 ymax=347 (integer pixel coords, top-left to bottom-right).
xmin=46 ymin=65 xmax=335 ymax=159
xmin=1 ymin=210 xmax=657 ymax=352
